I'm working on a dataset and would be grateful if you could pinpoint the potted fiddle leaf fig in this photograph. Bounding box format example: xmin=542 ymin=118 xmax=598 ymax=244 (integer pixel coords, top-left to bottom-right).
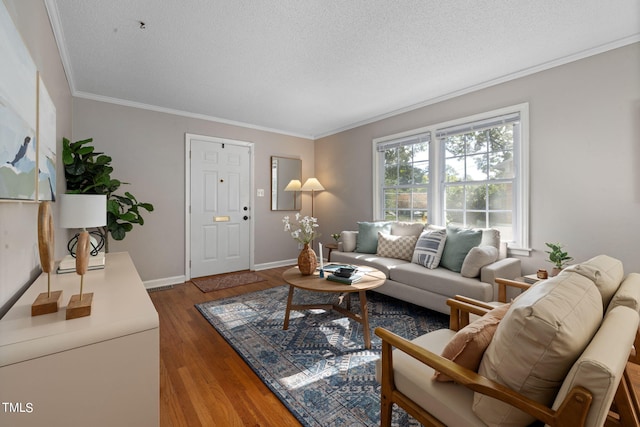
xmin=544 ymin=242 xmax=573 ymax=276
xmin=63 ymin=137 xmax=154 ymax=252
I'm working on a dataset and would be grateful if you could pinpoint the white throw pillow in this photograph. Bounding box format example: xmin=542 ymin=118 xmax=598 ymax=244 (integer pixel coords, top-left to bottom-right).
xmin=411 ymin=229 xmax=447 ymax=269
xmin=460 ymin=246 xmax=499 ymax=278
xmin=390 ymin=221 xmax=425 ymax=237
xmin=340 ymin=231 xmax=358 ymax=252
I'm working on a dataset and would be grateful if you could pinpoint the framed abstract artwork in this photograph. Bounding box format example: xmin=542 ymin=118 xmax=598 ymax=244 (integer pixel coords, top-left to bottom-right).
xmin=0 ymin=2 xmax=38 ymax=201
xmin=37 ymin=75 xmax=56 ymax=201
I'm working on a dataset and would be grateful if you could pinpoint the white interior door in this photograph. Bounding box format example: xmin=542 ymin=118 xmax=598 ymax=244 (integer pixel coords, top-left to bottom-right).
xmin=190 ymin=137 xmax=251 ymax=278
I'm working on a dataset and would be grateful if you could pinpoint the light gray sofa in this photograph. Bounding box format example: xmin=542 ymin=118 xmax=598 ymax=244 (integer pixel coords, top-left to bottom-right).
xmin=331 ymin=221 xmax=521 ymax=314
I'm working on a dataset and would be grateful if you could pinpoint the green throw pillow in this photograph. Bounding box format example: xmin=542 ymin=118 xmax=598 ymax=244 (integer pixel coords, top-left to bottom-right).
xmin=440 ymin=226 xmax=482 ymax=272
xmin=356 ymin=222 xmax=391 ymax=253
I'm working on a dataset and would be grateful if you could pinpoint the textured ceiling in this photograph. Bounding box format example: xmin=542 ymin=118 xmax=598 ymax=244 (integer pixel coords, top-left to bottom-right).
xmin=45 ymin=1 xmax=640 ymax=139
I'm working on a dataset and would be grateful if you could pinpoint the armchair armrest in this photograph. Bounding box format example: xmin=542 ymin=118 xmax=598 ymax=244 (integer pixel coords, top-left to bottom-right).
xmin=375 ymin=327 xmax=593 ymax=427
xmin=480 ymin=258 xmax=522 ymax=301
xmin=446 ymin=296 xmax=494 ymax=331
xmin=495 ymin=277 xmax=532 ymax=303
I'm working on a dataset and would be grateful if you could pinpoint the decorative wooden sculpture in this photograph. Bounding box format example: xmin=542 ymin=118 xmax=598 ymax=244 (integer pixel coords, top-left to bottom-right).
xmin=32 ymin=201 xmax=63 ymax=316
xmin=66 ymin=230 xmax=93 ymax=319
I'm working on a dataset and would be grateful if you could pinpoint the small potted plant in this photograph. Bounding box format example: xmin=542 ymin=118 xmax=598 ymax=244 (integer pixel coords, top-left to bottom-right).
xmin=545 ymin=242 xmax=573 ymax=276
xmin=331 ymin=233 xmax=341 ymax=244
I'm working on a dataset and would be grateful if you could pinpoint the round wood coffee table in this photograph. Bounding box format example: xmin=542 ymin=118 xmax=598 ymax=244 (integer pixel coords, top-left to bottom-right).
xmin=282 ymin=265 xmax=386 ymax=349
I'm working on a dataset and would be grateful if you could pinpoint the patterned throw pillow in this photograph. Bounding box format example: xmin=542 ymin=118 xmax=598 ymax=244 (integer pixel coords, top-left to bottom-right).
xmin=376 ymin=232 xmax=418 ymax=261
xmin=412 ymin=229 xmax=447 ymax=269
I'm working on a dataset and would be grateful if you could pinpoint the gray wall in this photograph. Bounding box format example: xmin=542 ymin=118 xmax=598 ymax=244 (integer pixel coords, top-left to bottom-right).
xmin=315 ymin=43 xmax=640 ymax=275
xmin=72 ymin=98 xmax=314 ymax=285
xmin=0 ymin=0 xmax=72 ymax=310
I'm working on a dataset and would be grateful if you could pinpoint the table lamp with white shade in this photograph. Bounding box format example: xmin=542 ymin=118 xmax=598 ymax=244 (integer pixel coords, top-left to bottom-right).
xmin=59 ymin=194 xmax=106 ymax=319
xmin=59 ymin=193 xmax=107 ymax=257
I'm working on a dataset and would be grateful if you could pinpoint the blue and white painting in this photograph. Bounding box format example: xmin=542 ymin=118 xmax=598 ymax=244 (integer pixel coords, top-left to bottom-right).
xmin=38 ymin=76 xmax=56 ymax=201
xmin=0 ymin=2 xmax=38 ymax=200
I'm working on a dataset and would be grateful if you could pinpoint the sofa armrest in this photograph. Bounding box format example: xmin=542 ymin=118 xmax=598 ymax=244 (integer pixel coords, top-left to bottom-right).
xmin=480 ymin=258 xmax=522 ymax=301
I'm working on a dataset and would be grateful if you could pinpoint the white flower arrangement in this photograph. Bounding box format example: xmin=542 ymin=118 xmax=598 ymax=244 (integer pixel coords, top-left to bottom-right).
xmin=282 ymin=213 xmax=320 ymax=244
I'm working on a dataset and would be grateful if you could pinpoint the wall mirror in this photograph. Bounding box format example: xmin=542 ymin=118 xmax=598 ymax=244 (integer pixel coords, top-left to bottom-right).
xmin=271 ymin=156 xmax=301 ymax=211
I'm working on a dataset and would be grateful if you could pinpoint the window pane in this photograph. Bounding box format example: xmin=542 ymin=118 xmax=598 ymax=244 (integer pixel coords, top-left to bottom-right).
xmin=489 ymin=126 xmax=514 ymax=152
xmin=412 ymin=161 xmax=429 ymax=184
xmin=397 ymin=210 xmax=411 ymax=222
xmin=466 ymin=184 xmax=486 ymax=210
xmin=398 ymin=164 xmax=413 ymax=185
xmin=446 ymin=211 xmax=463 ymax=226
xmin=445 ymin=157 xmax=464 ymax=182
xmin=444 ymin=136 xmax=465 ymax=158
xmin=445 ymin=185 xmax=464 ymax=209
xmin=384 ymin=211 xmax=397 ymax=221
xmin=384 ymin=147 xmax=398 ymax=164
xmin=398 ymin=189 xmax=410 ymax=208
xmin=466 ymin=131 xmax=488 ymax=155
xmin=384 ymin=164 xmax=398 ymax=186
xmin=466 ymin=154 xmax=488 ymax=181
xmin=488 ymin=183 xmax=512 ymax=210
xmin=412 ymin=188 xmax=428 ymax=209
xmin=413 ymin=210 xmax=428 ymax=223
xmin=384 ymin=189 xmax=397 ymax=209
xmin=467 ymin=211 xmax=487 ymax=228
xmin=413 ymin=142 xmax=429 ymax=162
xmin=489 ymin=151 xmax=514 ymax=179
xmin=489 ymin=211 xmax=513 ymax=242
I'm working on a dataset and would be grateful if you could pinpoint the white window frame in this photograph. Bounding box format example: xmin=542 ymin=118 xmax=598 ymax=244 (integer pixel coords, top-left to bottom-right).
xmin=372 ymin=103 xmax=530 ymax=255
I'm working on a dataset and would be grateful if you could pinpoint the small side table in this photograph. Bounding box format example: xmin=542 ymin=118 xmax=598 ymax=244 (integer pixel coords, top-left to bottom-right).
xmin=325 ymin=243 xmax=338 ymax=262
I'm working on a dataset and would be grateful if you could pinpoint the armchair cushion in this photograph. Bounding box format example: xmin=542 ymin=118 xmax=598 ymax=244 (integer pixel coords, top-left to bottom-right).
xmin=606 ymin=272 xmax=640 ymax=315
xmin=433 ymin=302 xmax=511 ymax=382
xmin=563 ymin=254 xmax=624 ymax=308
xmin=473 ymin=271 xmax=603 ymax=426
xmin=376 ymin=232 xmax=418 ymax=261
xmin=340 ymin=231 xmax=358 ymax=252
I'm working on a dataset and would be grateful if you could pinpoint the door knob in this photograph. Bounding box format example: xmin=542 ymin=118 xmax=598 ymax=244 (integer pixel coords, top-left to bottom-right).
xmin=243 ymin=216 xmax=249 ymax=221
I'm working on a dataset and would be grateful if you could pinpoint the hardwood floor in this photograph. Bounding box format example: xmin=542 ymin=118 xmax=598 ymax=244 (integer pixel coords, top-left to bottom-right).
xmin=149 ymin=266 xmax=301 ymax=427
xmin=150 ymin=266 xmax=640 ymax=426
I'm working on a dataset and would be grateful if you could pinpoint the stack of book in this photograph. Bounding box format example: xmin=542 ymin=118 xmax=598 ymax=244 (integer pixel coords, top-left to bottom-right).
xmin=57 ymin=252 xmax=106 ymax=274
xmin=326 ymin=272 xmax=363 ymax=284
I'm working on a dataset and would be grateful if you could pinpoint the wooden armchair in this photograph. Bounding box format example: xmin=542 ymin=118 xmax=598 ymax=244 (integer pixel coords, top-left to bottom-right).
xmin=375 ymin=271 xmax=640 ymax=427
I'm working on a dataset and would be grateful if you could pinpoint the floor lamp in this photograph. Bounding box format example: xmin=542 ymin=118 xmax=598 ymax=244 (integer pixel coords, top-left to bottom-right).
xmin=301 ymin=178 xmax=324 ymax=218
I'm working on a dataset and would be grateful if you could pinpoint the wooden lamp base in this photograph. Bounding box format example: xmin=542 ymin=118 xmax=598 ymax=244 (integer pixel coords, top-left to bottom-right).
xmin=66 ymin=293 xmax=93 ymax=320
xmin=32 ymin=290 xmax=63 ymax=316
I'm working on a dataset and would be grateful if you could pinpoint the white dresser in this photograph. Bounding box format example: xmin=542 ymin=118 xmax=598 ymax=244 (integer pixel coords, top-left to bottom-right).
xmin=0 ymin=252 xmax=159 ymax=426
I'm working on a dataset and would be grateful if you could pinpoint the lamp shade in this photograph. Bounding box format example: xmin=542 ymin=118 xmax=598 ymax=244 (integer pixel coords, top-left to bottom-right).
xmin=284 ymin=179 xmax=301 ymax=191
xmin=301 ymin=178 xmax=325 ymax=191
xmin=59 ymin=194 xmax=107 ymax=229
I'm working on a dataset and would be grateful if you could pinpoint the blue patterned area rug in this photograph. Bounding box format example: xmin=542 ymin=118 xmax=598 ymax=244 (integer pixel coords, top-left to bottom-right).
xmin=195 ymin=285 xmax=449 ymax=427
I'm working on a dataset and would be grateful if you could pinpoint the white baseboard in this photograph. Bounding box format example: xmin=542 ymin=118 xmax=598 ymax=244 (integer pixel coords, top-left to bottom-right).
xmin=144 ymin=275 xmax=187 ymax=290
xmin=143 ymin=260 xmax=297 ymax=289
xmin=253 ymin=259 xmax=297 ymax=271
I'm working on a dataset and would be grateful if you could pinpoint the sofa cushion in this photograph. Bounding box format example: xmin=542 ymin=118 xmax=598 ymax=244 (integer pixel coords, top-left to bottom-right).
xmin=563 ymin=254 xmax=624 ymax=309
xmin=377 ymin=232 xmax=418 ymax=261
xmin=461 ymin=246 xmax=499 ymax=278
xmin=473 ymin=271 xmax=603 ymax=426
xmin=434 ymin=303 xmax=511 ymax=382
xmin=356 ymin=222 xmax=391 ymax=253
xmin=390 ymin=263 xmax=494 ymax=302
xmin=330 ymin=251 xmax=408 ymax=277
xmin=440 ymin=226 xmax=482 ymax=273
xmin=341 ymin=231 xmax=358 ymax=252
xmin=391 ymin=221 xmax=425 ymax=237
xmin=477 ymin=228 xmax=501 ymax=250
xmin=412 ymin=228 xmax=447 ymax=269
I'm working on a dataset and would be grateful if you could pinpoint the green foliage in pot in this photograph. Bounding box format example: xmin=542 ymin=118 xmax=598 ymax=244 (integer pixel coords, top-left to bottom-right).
xmin=544 ymin=242 xmax=573 ymax=269
xmin=63 ymin=137 xmax=154 ymax=250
